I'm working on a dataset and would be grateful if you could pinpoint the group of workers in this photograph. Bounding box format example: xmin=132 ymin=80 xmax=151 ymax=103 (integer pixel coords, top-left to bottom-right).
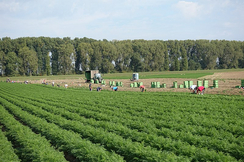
xmin=89 ymin=83 xmax=205 ymax=94
xmin=89 ymin=83 xmax=103 ymax=91
xmin=89 ymin=82 xmax=147 ymax=92
xmin=41 ymin=79 xmax=206 ymax=94
xmin=189 ymin=85 xmax=205 ymax=95
xmin=89 ymin=83 xmax=146 ymax=92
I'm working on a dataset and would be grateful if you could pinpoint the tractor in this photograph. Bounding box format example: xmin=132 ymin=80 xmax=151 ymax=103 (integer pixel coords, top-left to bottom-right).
xmin=85 ymin=70 xmax=103 ymax=83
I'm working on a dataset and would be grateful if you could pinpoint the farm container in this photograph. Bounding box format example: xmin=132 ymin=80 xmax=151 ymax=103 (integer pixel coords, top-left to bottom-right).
xmin=151 ymin=82 xmax=155 ymax=88
xmin=188 ymin=81 xmax=193 ymax=87
xmin=134 ymin=82 xmax=138 ymax=88
xmin=197 ymin=81 xmax=202 ymax=87
xmin=161 ymin=83 xmax=166 ymax=88
xmin=101 ymin=80 xmax=106 ymax=85
xmin=203 ymin=80 xmax=208 ymax=88
xmin=173 ymin=81 xmax=177 ymax=88
xmin=138 ymin=82 xmax=143 ymax=86
xmin=213 ymin=80 xmax=218 ymax=88
xmin=130 ymin=83 xmax=134 ymax=87
xmin=179 ymin=84 xmax=184 ymax=88
xmin=95 ymin=79 xmax=99 ymax=84
xmin=90 ymin=79 xmax=94 ymax=83
xmin=184 ymin=81 xmax=189 ymax=88
xmin=155 ymin=82 xmax=160 ymax=88
xmin=132 ymin=73 xmax=139 ymax=80
xmin=241 ymin=80 xmax=244 ymax=86
xmin=117 ymin=82 xmax=122 ymax=87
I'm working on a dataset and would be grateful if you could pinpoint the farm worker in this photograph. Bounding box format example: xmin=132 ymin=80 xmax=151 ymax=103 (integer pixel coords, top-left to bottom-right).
xmin=97 ymin=87 xmax=102 ymax=91
xmin=52 ymin=81 xmax=55 ymax=87
xmin=64 ymin=84 xmax=68 ymax=89
xmin=111 ymin=86 xmax=118 ymax=91
xmin=189 ymin=85 xmax=197 ymax=93
xmin=139 ymin=85 xmax=145 ymax=92
xmin=197 ymin=86 xmax=205 ymax=95
xmin=89 ymin=83 xmax=92 ymax=91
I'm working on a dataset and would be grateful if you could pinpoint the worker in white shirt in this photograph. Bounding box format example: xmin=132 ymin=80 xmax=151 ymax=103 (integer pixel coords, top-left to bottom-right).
xmin=189 ymin=85 xmax=197 ymax=93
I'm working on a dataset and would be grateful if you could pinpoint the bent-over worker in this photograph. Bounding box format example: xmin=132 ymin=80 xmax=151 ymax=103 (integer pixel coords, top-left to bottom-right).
xmin=89 ymin=83 xmax=92 ymax=91
xmin=97 ymin=87 xmax=102 ymax=91
xmin=111 ymin=86 xmax=118 ymax=91
xmin=197 ymin=86 xmax=205 ymax=95
xmin=139 ymin=85 xmax=145 ymax=92
xmin=189 ymin=85 xmax=197 ymax=93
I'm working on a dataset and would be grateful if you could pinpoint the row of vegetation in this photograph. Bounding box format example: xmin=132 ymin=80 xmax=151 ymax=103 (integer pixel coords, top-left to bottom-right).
xmin=0 ymin=82 xmax=243 ymax=161
xmin=0 ymin=37 xmax=243 ymax=76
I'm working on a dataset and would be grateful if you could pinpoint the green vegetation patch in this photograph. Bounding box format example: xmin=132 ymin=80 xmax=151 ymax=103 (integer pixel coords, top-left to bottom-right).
xmin=0 ymin=82 xmax=243 ymax=161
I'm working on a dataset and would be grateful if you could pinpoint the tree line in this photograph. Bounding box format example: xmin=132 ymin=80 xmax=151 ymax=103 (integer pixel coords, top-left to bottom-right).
xmin=0 ymin=37 xmax=243 ymax=76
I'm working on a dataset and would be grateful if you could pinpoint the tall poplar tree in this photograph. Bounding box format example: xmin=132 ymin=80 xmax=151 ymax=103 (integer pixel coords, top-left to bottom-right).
xmin=57 ymin=43 xmax=75 ymax=75
xmin=18 ymin=46 xmax=38 ymax=76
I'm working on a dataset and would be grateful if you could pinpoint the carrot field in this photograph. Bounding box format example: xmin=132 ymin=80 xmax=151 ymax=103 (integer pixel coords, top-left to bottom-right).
xmin=0 ymin=82 xmax=243 ymax=162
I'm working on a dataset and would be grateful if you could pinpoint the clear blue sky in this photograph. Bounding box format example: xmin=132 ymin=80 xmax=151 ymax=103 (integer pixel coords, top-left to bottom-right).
xmin=0 ymin=0 xmax=243 ymax=41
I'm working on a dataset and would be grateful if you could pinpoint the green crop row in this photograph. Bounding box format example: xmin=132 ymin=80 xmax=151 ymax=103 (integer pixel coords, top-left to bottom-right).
xmin=3 ymin=85 xmax=241 ymax=147
xmin=20 ymin=89 xmax=242 ymax=147
xmin=5 ymin=92 xmax=241 ymax=161
xmin=1 ymin=84 xmax=243 ymax=143
xmin=0 ymin=124 xmax=20 ymax=162
xmin=0 ymin=105 xmax=67 ymax=162
xmin=5 ymin=84 xmax=243 ymax=141
xmin=0 ymin=82 xmax=243 ymax=161
xmin=0 ymin=85 xmax=242 ymax=161
xmin=0 ymin=97 xmax=124 ymax=162
xmin=0 ymin=92 xmax=188 ymax=162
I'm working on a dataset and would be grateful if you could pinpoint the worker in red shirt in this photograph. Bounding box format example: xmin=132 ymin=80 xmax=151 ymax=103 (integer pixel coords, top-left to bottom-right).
xmin=139 ymin=85 xmax=146 ymax=92
xmin=197 ymin=86 xmax=205 ymax=95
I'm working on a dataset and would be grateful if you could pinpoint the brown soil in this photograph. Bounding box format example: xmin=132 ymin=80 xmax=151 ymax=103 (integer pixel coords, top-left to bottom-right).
xmin=32 ymin=71 xmax=244 ymax=96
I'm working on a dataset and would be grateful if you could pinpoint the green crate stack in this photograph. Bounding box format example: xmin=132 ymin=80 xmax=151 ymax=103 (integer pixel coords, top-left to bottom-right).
xmin=116 ymin=81 xmax=123 ymax=87
xmin=130 ymin=83 xmax=134 ymax=87
xmin=161 ymin=83 xmax=166 ymax=88
xmin=173 ymin=81 xmax=177 ymax=88
xmin=101 ymin=80 xmax=106 ymax=85
xmin=184 ymin=81 xmax=189 ymax=88
xmin=203 ymin=80 xmax=208 ymax=88
xmin=120 ymin=82 xmax=123 ymax=87
xmin=188 ymin=81 xmax=193 ymax=87
xmin=151 ymin=82 xmax=155 ymax=88
xmin=133 ymin=82 xmax=138 ymax=88
xmin=197 ymin=80 xmax=202 ymax=87
xmin=156 ymin=82 xmax=160 ymax=88
xmin=138 ymin=82 xmax=143 ymax=86
xmin=241 ymin=80 xmax=244 ymax=87
xmin=213 ymin=80 xmax=218 ymax=88
xmin=179 ymin=84 xmax=184 ymax=88
xmin=109 ymin=81 xmax=116 ymax=86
